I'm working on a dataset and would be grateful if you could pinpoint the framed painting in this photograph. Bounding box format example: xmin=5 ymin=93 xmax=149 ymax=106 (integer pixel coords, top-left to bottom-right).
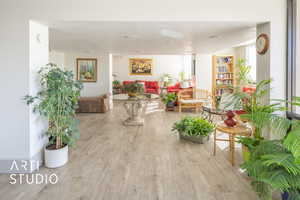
xmin=76 ymin=58 xmax=97 ymax=82
xmin=129 ymin=58 xmax=153 ymax=75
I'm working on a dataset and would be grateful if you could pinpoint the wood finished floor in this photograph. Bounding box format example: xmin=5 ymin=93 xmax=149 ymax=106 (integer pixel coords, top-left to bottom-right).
xmin=0 ymin=103 xmax=259 ymax=200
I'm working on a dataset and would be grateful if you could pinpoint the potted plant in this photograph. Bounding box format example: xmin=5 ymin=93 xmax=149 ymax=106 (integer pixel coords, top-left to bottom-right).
xmin=24 ymin=63 xmax=83 ymax=168
xmin=172 ymin=116 xmax=215 ymax=144
xmin=239 ymin=97 xmax=300 ymax=200
xmin=241 ymin=132 xmax=300 ymax=200
xmin=112 ymin=80 xmax=121 ymax=89
xmin=162 ymin=93 xmax=177 ymax=109
xmin=123 ymin=81 xmax=144 ymax=97
xmin=227 ymin=80 xmax=287 ymax=161
xmin=112 ymin=80 xmax=122 ymax=94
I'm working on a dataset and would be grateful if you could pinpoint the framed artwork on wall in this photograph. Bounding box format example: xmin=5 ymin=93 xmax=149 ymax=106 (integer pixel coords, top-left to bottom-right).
xmin=129 ymin=58 xmax=153 ymax=75
xmin=76 ymin=58 xmax=97 ymax=82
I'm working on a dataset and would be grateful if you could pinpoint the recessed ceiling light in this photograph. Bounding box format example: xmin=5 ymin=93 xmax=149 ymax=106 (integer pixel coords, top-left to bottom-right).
xmin=209 ymin=35 xmax=219 ymax=39
xmin=160 ymin=29 xmax=184 ymax=39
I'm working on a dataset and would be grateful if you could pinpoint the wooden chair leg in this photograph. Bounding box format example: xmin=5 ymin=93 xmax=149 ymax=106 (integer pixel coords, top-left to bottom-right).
xmin=229 ymin=134 xmax=235 ymax=166
xmin=213 ymin=129 xmax=217 ymax=156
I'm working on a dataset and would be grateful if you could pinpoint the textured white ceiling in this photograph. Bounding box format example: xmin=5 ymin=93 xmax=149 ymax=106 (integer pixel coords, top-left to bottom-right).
xmin=48 ymin=21 xmax=256 ymax=54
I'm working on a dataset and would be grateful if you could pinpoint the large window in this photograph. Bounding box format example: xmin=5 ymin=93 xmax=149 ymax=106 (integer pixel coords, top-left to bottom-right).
xmin=245 ymin=44 xmax=257 ymax=82
xmin=287 ymin=0 xmax=300 ymax=119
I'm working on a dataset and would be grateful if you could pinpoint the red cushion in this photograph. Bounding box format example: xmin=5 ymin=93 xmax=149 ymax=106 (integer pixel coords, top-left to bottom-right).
xmin=146 ymin=88 xmax=159 ymax=94
xmin=243 ymin=87 xmax=256 ymax=94
xmin=123 ymin=81 xmax=134 ymax=85
xmin=144 ymin=81 xmax=156 ymax=88
xmin=167 ymin=82 xmax=181 ymax=92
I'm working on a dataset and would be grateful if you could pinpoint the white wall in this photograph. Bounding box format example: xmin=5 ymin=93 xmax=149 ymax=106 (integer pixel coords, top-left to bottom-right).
xmin=29 ymin=21 xmax=49 ymax=164
xmin=0 ymin=0 xmax=287 ymax=164
xmin=64 ymin=52 xmax=110 ymax=97
xmin=113 ymin=55 xmax=187 ymax=83
xmin=0 ymin=18 xmax=30 ymax=161
xmin=195 ymin=48 xmax=237 ymax=93
xmin=256 ymin=23 xmax=271 ymax=103
xmin=49 ymin=51 xmax=65 ymax=67
xmin=195 ymin=54 xmax=212 ymax=92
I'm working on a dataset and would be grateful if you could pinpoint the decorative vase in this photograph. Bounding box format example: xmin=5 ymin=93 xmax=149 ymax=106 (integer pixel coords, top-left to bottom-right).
xmin=224 ymin=111 xmax=237 ymax=127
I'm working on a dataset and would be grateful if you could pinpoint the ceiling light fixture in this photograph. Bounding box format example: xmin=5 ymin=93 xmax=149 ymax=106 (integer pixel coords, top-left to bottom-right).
xmin=160 ymin=29 xmax=184 ymax=39
xmin=208 ymin=35 xmax=220 ymax=39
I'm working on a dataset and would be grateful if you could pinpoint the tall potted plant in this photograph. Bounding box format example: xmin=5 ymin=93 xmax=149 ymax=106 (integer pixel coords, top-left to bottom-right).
xmin=241 ymin=121 xmax=300 ymax=200
xmin=228 ymin=80 xmax=286 ymax=160
xmin=238 ymin=97 xmax=300 ymax=200
xmin=24 ymin=63 xmax=83 ymax=168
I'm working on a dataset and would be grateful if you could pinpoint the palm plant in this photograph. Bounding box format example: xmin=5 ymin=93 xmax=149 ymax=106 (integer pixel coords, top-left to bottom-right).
xmin=229 ymin=79 xmax=287 ymax=139
xmin=24 ymin=63 xmax=83 ymax=149
xmin=242 ymin=125 xmax=300 ymax=200
xmin=241 ymin=96 xmax=300 ymax=200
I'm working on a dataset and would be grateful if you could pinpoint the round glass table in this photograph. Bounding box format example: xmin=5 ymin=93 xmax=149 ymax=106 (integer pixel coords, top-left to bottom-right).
xmin=113 ymin=93 xmax=160 ymax=126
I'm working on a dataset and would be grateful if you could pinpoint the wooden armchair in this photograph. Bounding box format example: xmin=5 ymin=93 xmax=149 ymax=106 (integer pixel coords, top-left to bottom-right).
xmin=178 ymin=88 xmax=211 ymax=113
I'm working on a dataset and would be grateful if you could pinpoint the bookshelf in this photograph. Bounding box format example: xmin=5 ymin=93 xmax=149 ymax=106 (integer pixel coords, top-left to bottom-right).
xmin=212 ymin=55 xmax=235 ymax=106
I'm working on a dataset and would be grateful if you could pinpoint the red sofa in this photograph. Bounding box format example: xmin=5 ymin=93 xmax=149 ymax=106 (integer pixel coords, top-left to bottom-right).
xmin=123 ymin=80 xmax=160 ymax=94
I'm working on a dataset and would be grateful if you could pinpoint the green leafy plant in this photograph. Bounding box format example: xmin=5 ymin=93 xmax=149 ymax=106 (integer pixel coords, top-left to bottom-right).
xmin=242 ymin=135 xmax=300 ymax=200
xmin=240 ymin=97 xmax=300 ymax=199
xmin=237 ymin=137 xmax=261 ymax=151
xmin=236 ymin=58 xmax=253 ymax=86
xmin=172 ymin=116 xmax=215 ymax=137
xmin=228 ymin=79 xmax=287 ymax=139
xmin=24 ymin=63 xmax=83 ymax=149
xmin=123 ymin=82 xmax=144 ymax=95
xmin=162 ymin=93 xmax=177 ymax=104
xmin=112 ymin=80 xmax=121 ymax=88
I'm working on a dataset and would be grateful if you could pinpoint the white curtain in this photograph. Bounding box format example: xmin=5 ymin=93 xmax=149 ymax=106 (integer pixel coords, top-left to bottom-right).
xmin=182 ymin=55 xmax=192 ymax=79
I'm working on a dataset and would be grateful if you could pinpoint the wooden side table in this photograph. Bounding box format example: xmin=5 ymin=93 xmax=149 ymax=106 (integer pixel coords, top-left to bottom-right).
xmin=213 ymin=122 xmax=252 ymax=166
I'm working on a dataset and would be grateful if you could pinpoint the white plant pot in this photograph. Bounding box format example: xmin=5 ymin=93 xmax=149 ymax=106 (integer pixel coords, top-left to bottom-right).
xmin=44 ymin=145 xmax=68 ymax=168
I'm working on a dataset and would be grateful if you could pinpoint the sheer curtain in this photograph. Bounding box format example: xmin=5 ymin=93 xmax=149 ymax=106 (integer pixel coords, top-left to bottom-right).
xmin=245 ymin=44 xmax=257 ymax=82
xmin=182 ymin=55 xmax=192 ymax=79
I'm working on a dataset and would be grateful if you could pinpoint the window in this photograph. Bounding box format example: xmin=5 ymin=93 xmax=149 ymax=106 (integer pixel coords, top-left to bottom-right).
xmin=287 ymin=0 xmax=300 ymax=119
xmin=245 ymin=44 xmax=257 ymax=82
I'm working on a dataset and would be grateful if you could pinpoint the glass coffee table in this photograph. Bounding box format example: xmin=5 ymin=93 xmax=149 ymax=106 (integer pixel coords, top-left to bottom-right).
xmin=113 ymin=93 xmax=160 ymax=126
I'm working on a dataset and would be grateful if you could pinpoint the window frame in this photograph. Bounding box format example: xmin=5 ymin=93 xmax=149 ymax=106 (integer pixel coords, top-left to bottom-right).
xmin=287 ymin=0 xmax=300 ymax=120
